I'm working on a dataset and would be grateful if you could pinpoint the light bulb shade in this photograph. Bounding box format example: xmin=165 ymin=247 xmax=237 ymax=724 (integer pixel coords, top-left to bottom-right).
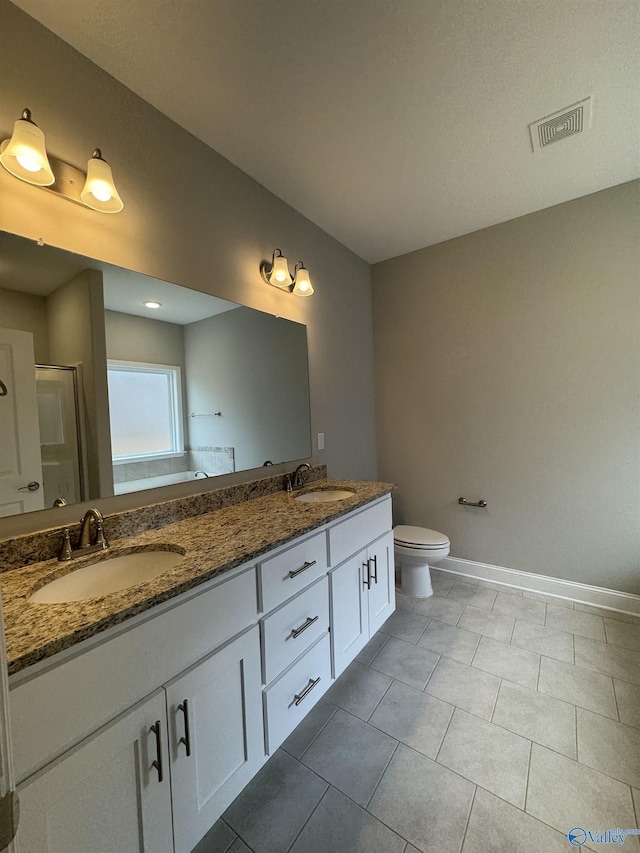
xmin=292 ymin=265 xmax=313 ymax=297
xmin=80 ymin=151 xmax=123 ymax=213
xmin=261 ymin=249 xmax=292 ymax=289
xmin=0 ymin=113 xmax=55 ymax=186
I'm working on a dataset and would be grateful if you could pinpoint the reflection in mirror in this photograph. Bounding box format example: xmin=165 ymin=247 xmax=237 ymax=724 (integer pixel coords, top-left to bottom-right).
xmin=0 ymin=231 xmax=312 ymax=518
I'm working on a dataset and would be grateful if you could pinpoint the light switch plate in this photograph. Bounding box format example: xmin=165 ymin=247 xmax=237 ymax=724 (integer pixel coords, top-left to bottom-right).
xmin=317 ymin=433 xmax=325 ymax=450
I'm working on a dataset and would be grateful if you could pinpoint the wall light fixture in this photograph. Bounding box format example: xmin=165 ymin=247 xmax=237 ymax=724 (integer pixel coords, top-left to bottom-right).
xmin=261 ymin=249 xmax=313 ymax=297
xmin=0 ymin=107 xmax=124 ymax=213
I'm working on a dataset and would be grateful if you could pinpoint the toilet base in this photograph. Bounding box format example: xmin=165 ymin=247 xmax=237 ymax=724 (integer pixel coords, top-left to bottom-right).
xmin=401 ymin=563 xmax=433 ymax=599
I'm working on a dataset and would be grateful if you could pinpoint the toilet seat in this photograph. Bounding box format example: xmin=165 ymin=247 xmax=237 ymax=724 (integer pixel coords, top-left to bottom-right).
xmin=393 ymin=525 xmax=449 ymax=549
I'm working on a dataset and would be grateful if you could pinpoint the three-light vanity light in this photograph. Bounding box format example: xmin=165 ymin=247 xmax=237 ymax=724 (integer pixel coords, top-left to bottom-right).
xmin=0 ymin=108 xmax=124 ymax=213
xmin=261 ymin=249 xmax=314 ymax=297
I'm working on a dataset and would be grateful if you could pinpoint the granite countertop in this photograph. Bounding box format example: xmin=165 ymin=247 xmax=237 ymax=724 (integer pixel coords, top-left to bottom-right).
xmin=1 ymin=478 xmax=393 ymax=675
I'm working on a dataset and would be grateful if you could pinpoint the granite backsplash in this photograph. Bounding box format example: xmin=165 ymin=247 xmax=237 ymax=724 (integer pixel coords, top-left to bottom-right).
xmin=0 ymin=465 xmax=327 ymax=572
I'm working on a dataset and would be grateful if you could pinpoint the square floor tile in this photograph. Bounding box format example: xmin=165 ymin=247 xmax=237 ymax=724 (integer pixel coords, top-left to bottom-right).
xmin=413 ymin=594 xmax=465 ymax=626
xmin=523 ymin=591 xmax=573 ymax=609
xmin=577 ymin=707 xmax=640 ymax=787
xmin=511 ymin=620 xmax=573 ymax=663
xmin=191 ymin=819 xmax=237 ymax=853
xmin=355 ymin=631 xmax=390 ymax=665
xmin=369 ymin=679 xmax=454 ymax=758
xmin=538 ymin=657 xmax=617 ymax=719
xmin=370 ymin=636 xmax=440 ymax=690
xmin=458 ymin=604 xmax=515 ymax=643
xmin=282 ymin=699 xmax=337 ymax=759
xmin=301 ymin=709 xmax=397 ymax=806
xmin=527 ymin=744 xmax=639 ymax=852
xmin=228 ymin=840 xmax=251 ymax=853
xmin=461 ymin=787 xmax=569 ymax=853
xmin=431 ymin=572 xmax=456 ymax=595
xmin=493 ymin=680 xmax=576 ymax=757
xmin=223 ymin=749 xmax=327 ymax=853
xmin=471 ymin=635 xmax=539 ymax=689
xmin=614 ymin=679 xmax=640 ymax=729
xmin=380 ymin=608 xmax=430 ymax=643
xmin=426 ymin=656 xmax=500 ymax=720
xmin=290 ymin=786 xmax=405 ymax=853
xmin=575 ymin=603 xmax=634 ymax=623
xmin=325 ymin=661 xmax=392 ymax=720
xmin=546 ymin=605 xmax=605 ymax=642
xmin=395 ymin=591 xmax=418 ymax=611
xmin=417 ymin=619 xmax=481 ymax=664
xmin=492 ymin=592 xmax=546 ymax=625
xmin=605 ymin=619 xmax=640 ymax=652
xmin=478 ymin=580 xmax=523 ymax=597
xmin=574 ymin=636 xmax=640 ymax=685
xmin=368 ymin=743 xmax=474 ymax=853
xmin=437 ymin=708 xmax=530 ymax=807
xmin=446 ymin=582 xmax=497 ymax=610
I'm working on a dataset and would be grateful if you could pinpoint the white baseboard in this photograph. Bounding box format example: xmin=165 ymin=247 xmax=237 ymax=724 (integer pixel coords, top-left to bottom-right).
xmin=439 ymin=556 xmax=640 ymax=619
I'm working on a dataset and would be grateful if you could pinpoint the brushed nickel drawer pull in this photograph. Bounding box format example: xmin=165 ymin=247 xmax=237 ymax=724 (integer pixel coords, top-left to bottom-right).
xmin=294 ymin=676 xmax=321 ymax=706
xmin=150 ymin=720 xmax=164 ymax=783
xmin=289 ymin=560 xmax=316 ymax=579
xmin=291 ymin=615 xmax=319 ymax=639
xmin=371 ymin=554 xmax=378 ymax=584
xmin=178 ymin=699 xmax=192 ymax=757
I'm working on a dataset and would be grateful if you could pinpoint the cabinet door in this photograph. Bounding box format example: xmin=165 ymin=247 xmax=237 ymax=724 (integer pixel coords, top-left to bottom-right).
xmin=16 ymin=691 xmax=173 ymax=853
xmin=329 ymin=550 xmax=369 ymax=678
xmin=367 ymin=531 xmax=395 ymax=636
xmin=166 ymin=626 xmax=264 ymax=853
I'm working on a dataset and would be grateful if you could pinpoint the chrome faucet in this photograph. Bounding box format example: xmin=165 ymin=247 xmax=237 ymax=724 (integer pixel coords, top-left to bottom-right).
xmin=78 ymin=508 xmax=109 ymax=554
xmin=293 ymin=463 xmax=311 ymax=489
xmin=194 ymin=471 xmax=210 ymax=479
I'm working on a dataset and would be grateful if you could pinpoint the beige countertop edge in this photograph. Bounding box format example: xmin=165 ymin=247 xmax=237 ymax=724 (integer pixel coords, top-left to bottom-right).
xmin=2 ymin=479 xmax=394 ymax=675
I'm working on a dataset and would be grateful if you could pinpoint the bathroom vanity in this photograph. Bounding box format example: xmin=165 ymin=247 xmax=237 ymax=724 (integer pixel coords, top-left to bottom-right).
xmin=1 ymin=478 xmax=394 ymax=853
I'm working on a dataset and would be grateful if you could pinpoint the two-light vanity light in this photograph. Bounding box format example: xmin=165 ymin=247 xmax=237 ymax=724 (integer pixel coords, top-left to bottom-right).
xmin=0 ymin=108 xmax=123 ymax=213
xmin=261 ymin=249 xmax=314 ymax=297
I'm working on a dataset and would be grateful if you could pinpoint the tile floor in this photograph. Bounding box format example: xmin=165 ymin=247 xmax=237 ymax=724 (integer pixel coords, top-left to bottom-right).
xmin=194 ymin=572 xmax=640 ymax=853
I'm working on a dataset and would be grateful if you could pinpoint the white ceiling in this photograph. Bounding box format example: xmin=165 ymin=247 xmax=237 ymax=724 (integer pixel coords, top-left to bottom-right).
xmin=0 ymin=231 xmax=239 ymax=324
xmin=11 ymin=0 xmax=640 ymax=263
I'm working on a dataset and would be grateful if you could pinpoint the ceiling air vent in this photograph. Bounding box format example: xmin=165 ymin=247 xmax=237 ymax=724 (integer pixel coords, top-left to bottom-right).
xmin=529 ymin=97 xmax=592 ymax=152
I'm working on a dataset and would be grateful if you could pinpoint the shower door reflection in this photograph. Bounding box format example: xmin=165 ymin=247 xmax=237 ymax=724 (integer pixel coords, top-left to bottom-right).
xmin=35 ymin=366 xmax=85 ymax=508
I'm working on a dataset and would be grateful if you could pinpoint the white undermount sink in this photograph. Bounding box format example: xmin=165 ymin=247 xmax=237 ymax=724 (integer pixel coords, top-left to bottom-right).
xmin=294 ymin=489 xmax=355 ymax=503
xmin=29 ymin=549 xmax=185 ymax=604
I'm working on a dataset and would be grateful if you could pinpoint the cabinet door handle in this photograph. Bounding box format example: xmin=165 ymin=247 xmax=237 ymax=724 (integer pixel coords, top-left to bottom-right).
xmin=289 ymin=560 xmax=316 ymax=579
xmin=178 ymin=699 xmax=192 ymax=757
xmin=363 ymin=559 xmax=371 ymax=590
xmin=291 ymin=615 xmax=319 ymax=639
xmin=371 ymin=554 xmax=378 ymax=584
xmin=150 ymin=721 xmax=164 ymax=783
xmin=293 ymin=676 xmax=321 ymax=706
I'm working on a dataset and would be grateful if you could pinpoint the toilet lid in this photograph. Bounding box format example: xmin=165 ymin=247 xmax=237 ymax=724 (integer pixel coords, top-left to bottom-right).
xmin=394 ymin=525 xmax=449 ymax=548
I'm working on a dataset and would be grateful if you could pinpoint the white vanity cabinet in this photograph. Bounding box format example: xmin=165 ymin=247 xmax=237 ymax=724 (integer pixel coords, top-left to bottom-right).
xmin=165 ymin=627 xmax=264 ymax=853
xmin=16 ymin=690 xmax=174 ymax=853
xmin=329 ymin=502 xmax=395 ymax=678
xmin=10 ymin=491 xmax=394 ymax=853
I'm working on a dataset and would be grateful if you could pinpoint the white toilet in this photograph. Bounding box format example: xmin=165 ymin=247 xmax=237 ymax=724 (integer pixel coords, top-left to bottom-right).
xmin=393 ymin=525 xmax=450 ymax=598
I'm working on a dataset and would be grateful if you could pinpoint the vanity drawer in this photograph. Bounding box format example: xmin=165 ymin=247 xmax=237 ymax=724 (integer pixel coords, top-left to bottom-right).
xmin=259 ymin=531 xmax=328 ymax=614
xmin=263 ymin=633 xmax=331 ymax=754
xmin=328 ymin=496 xmax=392 ymax=567
xmin=262 ymin=576 xmax=329 ymax=684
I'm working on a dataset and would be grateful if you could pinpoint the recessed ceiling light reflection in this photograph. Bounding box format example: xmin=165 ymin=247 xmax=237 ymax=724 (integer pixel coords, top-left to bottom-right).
xmin=144 ymin=301 xmax=161 ymax=309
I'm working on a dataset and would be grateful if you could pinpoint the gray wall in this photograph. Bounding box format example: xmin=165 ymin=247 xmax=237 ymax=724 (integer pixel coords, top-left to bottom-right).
xmin=0 ymin=288 xmax=49 ymax=363
xmin=373 ymin=180 xmax=640 ymax=595
xmin=0 ymin=0 xmax=376 ymax=537
xmin=184 ymin=308 xmax=311 ymax=471
xmin=47 ymin=269 xmax=113 ymax=498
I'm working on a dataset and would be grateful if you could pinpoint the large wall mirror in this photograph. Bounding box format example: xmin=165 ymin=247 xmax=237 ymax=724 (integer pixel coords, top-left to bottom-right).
xmin=0 ymin=231 xmax=312 ymax=518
